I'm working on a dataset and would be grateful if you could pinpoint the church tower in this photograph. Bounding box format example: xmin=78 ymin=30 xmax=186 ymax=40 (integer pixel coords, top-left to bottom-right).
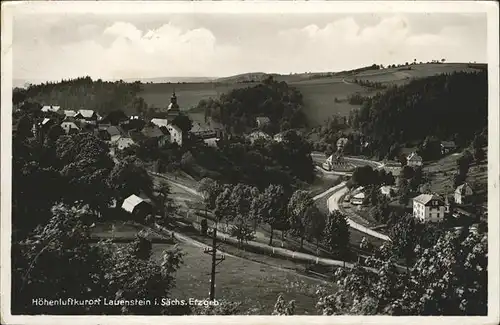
xmin=167 ymin=90 xmax=180 ymax=120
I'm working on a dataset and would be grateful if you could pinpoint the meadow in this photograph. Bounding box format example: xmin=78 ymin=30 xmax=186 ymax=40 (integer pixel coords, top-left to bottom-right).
xmin=139 ymin=63 xmax=480 ymax=127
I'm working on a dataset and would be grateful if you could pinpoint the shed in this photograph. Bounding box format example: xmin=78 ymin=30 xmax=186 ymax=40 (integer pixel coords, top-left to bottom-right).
xmin=121 ymin=194 xmax=153 ymax=219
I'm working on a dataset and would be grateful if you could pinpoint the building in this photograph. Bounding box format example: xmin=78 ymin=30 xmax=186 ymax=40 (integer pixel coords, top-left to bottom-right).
xmin=412 ymin=194 xmax=446 ymax=222
xmin=380 ymin=186 xmax=397 ymax=198
xmin=166 ymin=124 xmax=183 ymax=146
xmin=247 ymin=131 xmax=271 ymax=144
xmin=101 ymin=110 xmax=129 ymax=125
xmin=203 ymin=137 xmax=219 ymax=147
xmin=336 ymin=137 xmax=349 ymax=151
xmin=441 ymin=141 xmax=457 ymax=155
xmin=41 ymin=105 xmax=61 ymax=113
xmin=407 ymin=152 xmax=423 ymax=167
xmin=454 ymin=183 xmax=474 ymax=205
xmin=256 ymin=116 xmax=271 ymax=129
xmin=167 ymin=91 xmax=181 ymax=120
xmin=142 ymin=125 xmax=170 ymax=147
xmin=121 ymin=194 xmax=153 ymax=220
xmin=351 ymin=192 xmax=366 ymax=205
xmin=116 ymin=137 xmax=136 ymax=151
xmin=151 ymin=118 xmax=170 ymax=129
xmin=60 ymin=121 xmax=80 ymax=134
xmin=107 ymin=126 xmax=124 ymax=143
xmin=75 ymin=109 xmax=98 ymax=121
xmin=63 ymin=110 xmax=77 ymax=120
xmin=190 ymin=122 xmax=217 ymax=139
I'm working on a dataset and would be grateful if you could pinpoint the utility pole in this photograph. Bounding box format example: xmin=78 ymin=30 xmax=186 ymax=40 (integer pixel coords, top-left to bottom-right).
xmin=203 ymin=226 xmax=225 ymax=300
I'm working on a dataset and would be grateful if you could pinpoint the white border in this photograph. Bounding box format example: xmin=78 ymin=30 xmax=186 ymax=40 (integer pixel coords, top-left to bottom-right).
xmin=1 ymin=1 xmax=499 ymax=325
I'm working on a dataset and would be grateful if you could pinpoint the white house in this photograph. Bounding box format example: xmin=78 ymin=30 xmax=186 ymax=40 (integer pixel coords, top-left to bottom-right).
xmin=454 ymin=183 xmax=474 ymax=205
xmin=407 ymin=152 xmax=423 ymax=167
xmin=41 ymin=105 xmax=61 ymax=113
xmin=203 ymin=137 xmax=219 ymax=147
xmin=116 ymin=137 xmax=135 ymax=151
xmin=60 ymin=121 xmax=80 ymax=134
xmin=166 ymin=124 xmax=183 ymax=146
xmin=412 ymin=194 xmax=446 ymax=223
xmin=151 ymin=118 xmax=170 ymax=128
xmin=351 ymin=192 xmax=366 ymax=205
xmin=75 ymin=109 xmax=98 ymax=121
xmin=63 ymin=110 xmax=77 ymax=119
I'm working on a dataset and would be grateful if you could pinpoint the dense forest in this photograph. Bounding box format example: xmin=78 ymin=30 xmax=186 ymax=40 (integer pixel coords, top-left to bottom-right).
xmin=350 ymin=71 xmax=488 ymax=158
xmin=196 ymin=76 xmax=307 ymax=135
xmin=13 ymin=77 xmax=147 ymax=116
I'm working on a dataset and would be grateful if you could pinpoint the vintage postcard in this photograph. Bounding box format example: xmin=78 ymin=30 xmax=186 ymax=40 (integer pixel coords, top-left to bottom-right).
xmin=1 ymin=1 xmax=499 ymax=325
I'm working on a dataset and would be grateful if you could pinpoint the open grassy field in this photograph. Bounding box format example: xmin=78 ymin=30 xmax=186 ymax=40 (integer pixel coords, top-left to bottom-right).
xmin=153 ymin=242 xmax=330 ymax=315
xmin=139 ymin=63 xmax=481 ymax=127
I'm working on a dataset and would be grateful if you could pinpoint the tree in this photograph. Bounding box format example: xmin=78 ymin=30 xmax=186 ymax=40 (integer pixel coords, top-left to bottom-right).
xmin=272 ymin=294 xmax=295 ymax=315
xmin=171 ymin=114 xmax=193 ymax=141
xmin=317 ymin=230 xmax=487 ymax=316
xmin=250 ymin=184 xmax=287 ymax=246
xmin=214 ymin=185 xmax=234 ymax=226
xmin=108 ymin=156 xmax=153 ymax=202
xmin=389 ymin=214 xmax=420 ymax=270
xmin=323 ymin=211 xmax=350 ymax=261
xmin=287 ymin=190 xmax=314 ymax=249
xmin=12 ymin=203 xmax=185 ymax=315
xmin=198 ymin=178 xmax=222 ymax=216
xmin=307 ymin=205 xmax=327 ymax=251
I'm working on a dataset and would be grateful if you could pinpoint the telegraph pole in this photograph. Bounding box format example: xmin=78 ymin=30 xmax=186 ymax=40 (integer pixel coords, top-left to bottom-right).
xmin=203 ymin=226 xmax=225 ymax=300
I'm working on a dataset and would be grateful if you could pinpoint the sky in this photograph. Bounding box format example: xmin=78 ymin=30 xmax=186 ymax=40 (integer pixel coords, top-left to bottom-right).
xmin=11 ymin=9 xmax=487 ymax=84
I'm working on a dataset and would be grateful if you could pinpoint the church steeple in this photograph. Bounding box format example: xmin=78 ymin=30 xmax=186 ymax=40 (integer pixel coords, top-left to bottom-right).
xmin=170 ymin=90 xmax=177 ymax=106
xmin=167 ymin=88 xmax=180 ymax=118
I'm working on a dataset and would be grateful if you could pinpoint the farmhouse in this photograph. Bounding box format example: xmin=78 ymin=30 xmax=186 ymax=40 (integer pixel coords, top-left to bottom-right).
xmin=107 ymin=126 xmax=125 ymax=143
xmin=440 ymin=141 xmax=457 ymax=155
xmin=60 ymin=121 xmax=80 ymax=134
xmin=256 ymin=116 xmax=271 ymax=129
xmin=247 ymin=131 xmax=272 ymax=144
xmin=454 ymin=183 xmax=474 ymax=205
xmin=121 ymin=194 xmax=153 ymax=220
xmin=166 ymin=124 xmax=183 ymax=146
xmin=41 ymin=105 xmax=61 ymax=113
xmin=75 ymin=109 xmax=98 ymax=121
xmin=407 ymin=152 xmax=423 ymax=167
xmin=412 ymin=193 xmax=445 ymax=223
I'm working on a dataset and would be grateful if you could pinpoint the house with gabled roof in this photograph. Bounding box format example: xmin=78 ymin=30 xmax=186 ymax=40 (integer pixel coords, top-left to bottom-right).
xmin=412 ymin=193 xmax=445 ymax=222
xmin=63 ymin=110 xmax=77 ymax=120
xmin=166 ymin=124 xmax=182 ymax=146
xmin=60 ymin=121 xmax=80 ymax=134
xmin=121 ymin=194 xmax=153 ymax=219
xmin=151 ymin=118 xmax=170 ymax=129
xmin=407 ymin=152 xmax=423 ymax=167
xmin=75 ymin=109 xmax=98 ymax=121
xmin=41 ymin=105 xmax=61 ymax=113
xmin=142 ymin=125 xmax=170 ymax=147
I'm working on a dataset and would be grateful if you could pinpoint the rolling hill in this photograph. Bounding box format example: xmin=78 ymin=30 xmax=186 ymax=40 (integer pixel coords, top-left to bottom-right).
xmin=139 ymin=62 xmax=484 ymax=127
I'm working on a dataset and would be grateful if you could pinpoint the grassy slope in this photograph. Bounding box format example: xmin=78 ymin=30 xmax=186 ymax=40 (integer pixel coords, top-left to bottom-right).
xmin=423 ymin=149 xmax=488 ymax=202
xmin=139 ymin=63 xmax=480 ymax=127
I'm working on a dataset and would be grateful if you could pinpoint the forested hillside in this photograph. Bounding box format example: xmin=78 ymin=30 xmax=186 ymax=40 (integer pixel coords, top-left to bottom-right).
xmin=351 ymin=71 xmax=488 ymax=157
xmin=195 ymin=76 xmax=306 ymax=134
xmin=15 ymin=77 xmax=147 ymax=115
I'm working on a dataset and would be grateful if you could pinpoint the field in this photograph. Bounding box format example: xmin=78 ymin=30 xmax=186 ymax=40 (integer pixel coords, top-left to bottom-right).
xmin=139 ymin=63 xmax=481 ymax=127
